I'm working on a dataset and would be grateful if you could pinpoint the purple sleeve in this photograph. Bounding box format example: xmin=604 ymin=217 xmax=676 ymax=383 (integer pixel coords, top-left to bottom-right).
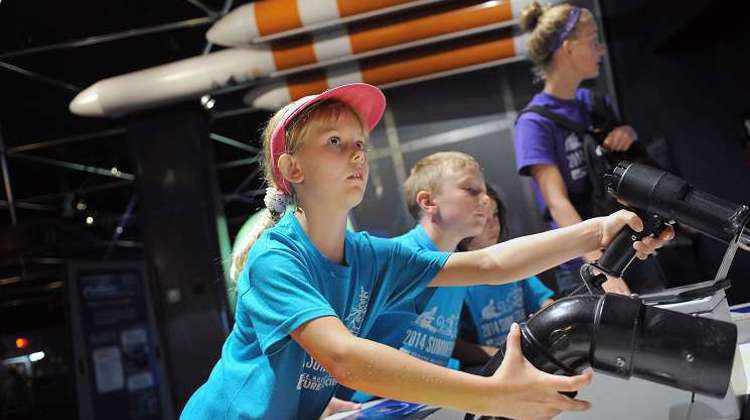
xmin=514 ymin=114 xmax=558 ymax=177
xmin=577 ymin=88 xmax=622 ymax=123
xmin=576 ymin=88 xmax=594 ymax=111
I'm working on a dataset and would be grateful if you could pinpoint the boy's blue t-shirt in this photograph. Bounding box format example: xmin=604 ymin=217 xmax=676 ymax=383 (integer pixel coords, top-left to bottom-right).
xmin=364 ymin=225 xmax=467 ymax=367
xmin=464 ymin=277 xmax=554 ymax=346
xmin=180 ymin=212 xmax=450 ymax=420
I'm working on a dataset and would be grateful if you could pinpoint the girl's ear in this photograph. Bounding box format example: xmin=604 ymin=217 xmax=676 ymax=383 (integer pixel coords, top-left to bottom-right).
xmin=278 ymin=153 xmax=304 ymax=185
xmin=563 ymin=38 xmax=575 ymax=55
xmin=415 ymin=190 xmax=436 ymax=215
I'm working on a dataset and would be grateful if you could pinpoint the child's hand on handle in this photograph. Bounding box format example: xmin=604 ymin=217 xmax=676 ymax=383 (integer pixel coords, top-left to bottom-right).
xmin=487 ymin=324 xmax=592 ymax=420
xmin=599 ymin=210 xmax=674 ymax=260
xmin=603 ymin=125 xmax=637 ymax=152
xmin=601 ymin=276 xmax=631 ymax=295
xmin=320 ymin=397 xmax=360 ymax=419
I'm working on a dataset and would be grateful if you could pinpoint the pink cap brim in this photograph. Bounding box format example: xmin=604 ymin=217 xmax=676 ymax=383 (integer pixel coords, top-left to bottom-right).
xmin=270 ymin=83 xmax=386 ymax=194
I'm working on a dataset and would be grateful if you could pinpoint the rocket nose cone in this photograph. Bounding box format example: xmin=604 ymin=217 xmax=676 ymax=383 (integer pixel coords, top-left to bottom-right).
xmin=207 ymin=4 xmax=256 ymax=46
xmin=69 ymin=86 xmax=104 ymax=116
xmin=244 ymin=83 xmax=291 ymax=110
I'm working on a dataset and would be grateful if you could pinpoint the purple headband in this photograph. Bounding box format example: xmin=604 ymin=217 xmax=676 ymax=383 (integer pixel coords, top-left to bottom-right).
xmin=550 ymin=6 xmax=582 ymax=53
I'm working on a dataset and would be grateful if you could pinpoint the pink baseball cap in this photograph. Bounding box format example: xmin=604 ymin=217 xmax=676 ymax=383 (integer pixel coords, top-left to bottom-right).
xmin=269 ymin=83 xmax=386 ymax=194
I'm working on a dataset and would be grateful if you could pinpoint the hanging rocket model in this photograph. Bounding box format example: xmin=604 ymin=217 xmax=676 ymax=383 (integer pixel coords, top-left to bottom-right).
xmin=70 ymin=0 xmax=541 ymax=117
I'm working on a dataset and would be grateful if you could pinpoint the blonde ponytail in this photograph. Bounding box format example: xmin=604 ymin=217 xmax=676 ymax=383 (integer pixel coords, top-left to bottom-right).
xmin=230 ymin=207 xmax=283 ymax=283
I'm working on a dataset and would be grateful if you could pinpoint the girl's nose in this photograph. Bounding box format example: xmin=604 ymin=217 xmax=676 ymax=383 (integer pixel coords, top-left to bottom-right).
xmin=481 ymin=192 xmax=490 ymax=208
xmin=352 ymin=148 xmax=366 ymax=163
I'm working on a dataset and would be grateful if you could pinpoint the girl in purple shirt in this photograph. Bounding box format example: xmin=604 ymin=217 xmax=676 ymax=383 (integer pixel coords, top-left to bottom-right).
xmin=513 ymin=2 xmax=638 ymax=294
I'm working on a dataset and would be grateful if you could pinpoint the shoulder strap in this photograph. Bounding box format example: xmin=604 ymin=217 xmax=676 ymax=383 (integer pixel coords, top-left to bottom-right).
xmin=516 ymin=106 xmax=588 ymax=135
xmin=589 ymin=92 xmax=621 ymax=131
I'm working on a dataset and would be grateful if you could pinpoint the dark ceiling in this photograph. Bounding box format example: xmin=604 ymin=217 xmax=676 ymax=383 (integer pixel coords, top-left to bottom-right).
xmin=0 ymin=0 xmax=274 ymax=330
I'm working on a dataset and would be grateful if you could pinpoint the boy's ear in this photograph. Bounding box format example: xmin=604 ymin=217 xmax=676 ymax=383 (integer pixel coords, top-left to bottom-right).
xmin=415 ymin=190 xmax=436 ymax=215
xmin=278 ymin=153 xmax=304 ymax=185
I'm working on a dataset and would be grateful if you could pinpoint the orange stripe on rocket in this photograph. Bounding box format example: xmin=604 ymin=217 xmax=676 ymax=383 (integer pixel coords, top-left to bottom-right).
xmin=269 ymin=0 xmax=520 ymax=74
xmin=208 ymin=0 xmax=454 ymax=46
xmin=245 ymin=32 xmax=529 ymax=110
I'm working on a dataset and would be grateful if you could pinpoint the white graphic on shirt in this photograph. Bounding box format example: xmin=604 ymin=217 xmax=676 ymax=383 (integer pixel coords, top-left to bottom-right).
xmin=564 ymin=133 xmax=587 ymax=181
xmin=411 ymin=305 xmax=460 ymax=337
xmin=296 ymin=357 xmax=337 ymax=391
xmin=414 ymin=306 xmax=438 ymax=332
xmin=481 ymin=299 xmax=502 ymax=320
xmin=296 ymin=286 xmax=371 ymax=392
xmin=564 ymin=133 xmax=582 ymax=151
xmin=344 ymin=287 xmax=370 ymax=336
xmin=401 ymin=304 xmax=460 ymax=364
xmin=478 ymin=287 xmax=526 ymax=346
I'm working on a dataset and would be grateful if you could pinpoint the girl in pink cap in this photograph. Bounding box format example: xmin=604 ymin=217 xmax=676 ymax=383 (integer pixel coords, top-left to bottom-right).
xmin=180 ymin=83 xmax=670 ymax=420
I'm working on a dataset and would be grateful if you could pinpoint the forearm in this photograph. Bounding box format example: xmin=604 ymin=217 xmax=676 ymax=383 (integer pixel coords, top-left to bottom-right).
xmin=435 ymin=218 xmax=602 ymax=287
xmin=531 ymin=164 xmax=584 ymax=228
xmin=548 ymin=198 xmax=584 ymax=227
xmin=549 ymin=199 xmax=603 ymax=262
xmin=334 ymin=337 xmax=494 ymax=414
xmin=482 ymin=219 xmax=601 ymax=283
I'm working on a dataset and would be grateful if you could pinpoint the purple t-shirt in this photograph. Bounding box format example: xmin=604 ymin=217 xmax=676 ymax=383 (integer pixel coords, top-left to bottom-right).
xmin=514 ymin=88 xmax=595 ymax=271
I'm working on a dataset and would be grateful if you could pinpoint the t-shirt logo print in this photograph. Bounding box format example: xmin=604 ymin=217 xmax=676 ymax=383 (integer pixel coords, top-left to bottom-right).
xmin=481 ymin=299 xmax=502 ymax=321
xmin=564 ymin=133 xmax=582 ymax=152
xmin=296 ymin=287 xmax=370 ymax=393
xmin=344 ymin=286 xmax=370 ymax=336
xmin=565 ymin=133 xmax=587 ymax=181
xmin=414 ymin=306 xmax=439 ymax=332
xmin=415 ymin=306 xmax=458 ymax=336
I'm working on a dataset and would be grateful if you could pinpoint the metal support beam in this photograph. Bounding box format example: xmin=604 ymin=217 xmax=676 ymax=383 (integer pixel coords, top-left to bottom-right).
xmin=0 ymin=61 xmax=82 ymax=92
xmin=209 ymin=132 xmax=259 ymax=153
xmin=0 ymin=125 xmax=18 ymax=225
xmin=230 ymin=165 xmax=262 ymax=193
xmin=7 ymin=128 xmax=126 ymax=154
xmin=10 ymin=153 xmax=135 ymax=180
xmin=210 ymin=107 xmax=261 ymax=121
xmin=240 ymin=188 xmax=266 ymax=197
xmin=104 ymin=195 xmax=137 ymax=260
xmin=185 ymin=0 xmax=218 ymax=17
xmin=0 ymin=200 xmax=56 ymax=211
xmin=21 ymin=180 xmax=131 ymax=203
xmin=222 ymin=165 xmax=262 ymax=206
xmin=214 ymin=157 xmax=258 ymax=170
xmin=0 ymin=17 xmax=216 ymax=59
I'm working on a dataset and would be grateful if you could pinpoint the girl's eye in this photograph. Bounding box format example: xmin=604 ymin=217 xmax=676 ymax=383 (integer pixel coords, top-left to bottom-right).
xmin=328 ymin=136 xmax=341 ymax=146
xmin=355 ymin=140 xmax=367 ymax=150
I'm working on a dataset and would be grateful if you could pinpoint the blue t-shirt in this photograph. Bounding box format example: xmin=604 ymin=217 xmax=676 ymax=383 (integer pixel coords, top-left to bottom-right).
xmin=464 ymin=277 xmax=554 ymax=346
xmin=514 ymin=88 xmax=595 ymax=271
xmin=364 ymin=225 xmax=467 ymax=367
xmin=180 ymin=212 xmax=450 ymax=420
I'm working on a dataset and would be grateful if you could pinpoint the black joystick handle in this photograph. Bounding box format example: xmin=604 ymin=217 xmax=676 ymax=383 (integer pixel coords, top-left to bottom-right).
xmin=594 ymin=213 xmax=671 ymax=278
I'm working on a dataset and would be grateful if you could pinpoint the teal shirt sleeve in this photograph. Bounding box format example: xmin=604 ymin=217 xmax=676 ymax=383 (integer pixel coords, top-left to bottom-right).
xmin=522 ymin=276 xmax=555 ymax=313
xmin=241 ymin=245 xmax=336 ymax=355
xmin=369 ymin=235 xmax=450 ymax=311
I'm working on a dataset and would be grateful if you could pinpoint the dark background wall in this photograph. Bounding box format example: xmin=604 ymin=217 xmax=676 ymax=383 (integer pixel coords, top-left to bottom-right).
xmin=600 ymin=0 xmax=750 ymax=302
